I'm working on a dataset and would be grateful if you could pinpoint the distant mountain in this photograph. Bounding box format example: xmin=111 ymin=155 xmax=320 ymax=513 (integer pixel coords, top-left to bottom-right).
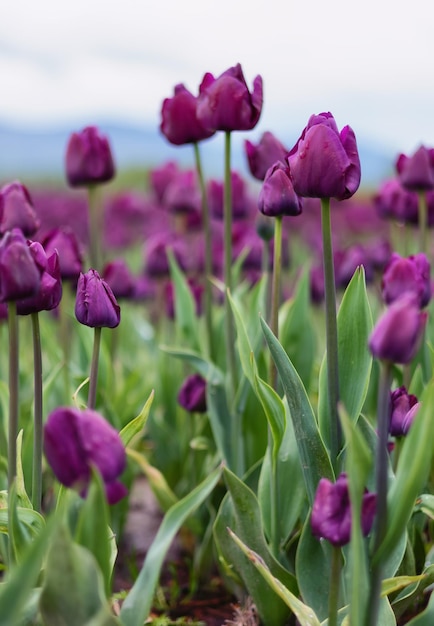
xmin=0 ymin=119 xmax=394 ymax=189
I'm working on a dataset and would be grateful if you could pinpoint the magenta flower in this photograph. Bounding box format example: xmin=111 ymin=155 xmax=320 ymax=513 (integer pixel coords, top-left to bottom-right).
xmin=207 ymin=171 xmax=251 ymax=220
xmin=0 ymin=181 xmax=40 ymax=236
xmin=16 ymin=243 xmax=62 ymax=315
xmin=75 ymin=269 xmax=120 ymax=328
xmin=65 ymin=126 xmax=115 ymax=187
xmin=396 ymin=145 xmax=434 ymax=191
xmin=258 ymin=162 xmax=303 ymax=217
xmin=390 ymin=387 xmax=420 ymax=437
xmin=245 ymin=131 xmax=288 ymax=181
xmin=368 ymin=295 xmax=427 ymax=364
xmin=44 ymin=406 xmax=127 ymax=504
xmin=374 ymin=178 xmax=419 ymax=224
xmin=381 ymin=253 xmax=431 ymax=308
xmin=160 ymin=83 xmax=216 ymax=145
xmin=102 ymin=259 xmax=136 ymax=300
xmin=41 ymin=228 xmax=83 ymax=281
xmin=0 ymin=228 xmax=41 ymax=302
xmin=311 ymin=474 xmax=376 ymax=546
xmin=149 ymin=161 xmax=180 ymax=204
xmin=163 ymin=169 xmax=201 ymax=215
xmin=177 ymin=374 xmax=207 ymax=413
xmin=287 ymin=112 xmax=361 ymax=200
xmin=197 ymin=63 xmax=263 ymax=132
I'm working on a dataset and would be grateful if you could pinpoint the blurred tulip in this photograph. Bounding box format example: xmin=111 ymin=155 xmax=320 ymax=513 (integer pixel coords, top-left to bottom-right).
xmin=75 ymin=269 xmax=120 ymax=328
xmin=41 ymin=228 xmax=83 ymax=281
xmin=102 ymin=259 xmax=136 ymax=299
xmin=65 ymin=126 xmax=115 ymax=187
xmin=160 ymin=83 xmax=216 ymax=145
xmin=381 ymin=253 xmax=431 ymax=308
xmin=245 ymin=131 xmax=288 ymax=181
xmin=0 ymin=228 xmax=41 ymax=302
xmin=389 ymin=386 xmax=420 ymax=437
xmin=177 ymin=374 xmax=207 ymax=413
xmin=16 ymin=243 xmax=62 ymax=315
xmin=373 ymin=178 xmax=418 ymax=224
xmin=258 ymin=162 xmax=303 ymax=217
xmin=396 ymin=145 xmax=434 ymax=191
xmin=0 ymin=181 xmax=40 ymax=236
xmin=148 ymin=161 xmax=179 ymax=204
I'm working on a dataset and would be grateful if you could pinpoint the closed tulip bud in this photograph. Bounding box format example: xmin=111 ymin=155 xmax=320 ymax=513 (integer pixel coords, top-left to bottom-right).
xmin=149 ymin=161 xmax=179 ymax=204
xmin=287 ymin=112 xmax=361 ymax=200
xmin=102 ymin=259 xmax=136 ymax=300
xmin=258 ymin=162 xmax=303 ymax=217
xmin=382 ymin=253 xmax=431 ymax=308
xmin=396 ymin=145 xmax=434 ymax=191
xmin=0 ymin=228 xmax=41 ymax=302
xmin=197 ymin=63 xmax=263 ymax=132
xmin=311 ymin=474 xmax=376 ymax=546
xmin=245 ymin=131 xmax=288 ymax=181
xmin=75 ymin=269 xmax=120 ymax=328
xmin=44 ymin=406 xmax=127 ymax=504
xmin=0 ymin=181 xmax=40 ymax=236
xmin=160 ymin=83 xmax=216 ymax=145
xmin=374 ymin=178 xmax=419 ymax=224
xmin=41 ymin=228 xmax=83 ymax=281
xmin=389 ymin=387 xmax=419 ymax=437
xmin=65 ymin=126 xmax=115 ymax=187
xmin=177 ymin=374 xmax=207 ymax=413
xmin=16 ymin=243 xmax=62 ymax=315
xmin=369 ymin=295 xmax=427 ymax=364
xmin=163 ymin=170 xmax=201 ymax=214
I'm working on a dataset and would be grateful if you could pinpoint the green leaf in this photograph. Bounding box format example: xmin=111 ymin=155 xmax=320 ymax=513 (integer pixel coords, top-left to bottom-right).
xmin=167 ymin=248 xmax=200 ymax=352
xmin=126 ymin=448 xmax=178 ymax=512
xmin=228 ymin=528 xmax=321 ymax=626
xmin=39 ymin=523 xmax=120 ymax=626
xmin=119 ymin=389 xmax=154 ymax=447
xmin=260 ymin=316 xmax=334 ymax=504
xmin=120 ymin=465 xmax=222 ymax=626
xmin=381 ymin=574 xmax=426 ymax=597
xmin=414 ymin=494 xmax=434 ymax=519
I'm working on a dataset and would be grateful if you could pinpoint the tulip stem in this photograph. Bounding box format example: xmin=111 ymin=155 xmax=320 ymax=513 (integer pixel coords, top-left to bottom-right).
xmin=87 ymin=184 xmax=102 ymax=271
xmin=269 ymin=215 xmax=283 ymax=388
xmin=417 ymin=190 xmax=428 ymax=256
xmin=366 ymin=359 xmax=392 ymax=626
xmin=328 ymin=546 xmax=342 ymax=626
xmin=321 ymin=197 xmax=341 ymax=464
xmin=7 ymin=301 xmax=19 ymax=489
xmin=31 ymin=312 xmax=43 ymax=512
xmin=88 ymin=326 xmax=102 ymax=410
xmin=193 ymin=141 xmax=215 ymax=361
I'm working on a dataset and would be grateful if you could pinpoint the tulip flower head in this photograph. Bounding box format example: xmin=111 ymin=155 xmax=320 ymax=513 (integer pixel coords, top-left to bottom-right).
xmin=0 ymin=228 xmax=41 ymax=302
xmin=75 ymin=269 xmax=120 ymax=328
xmin=258 ymin=162 xmax=303 ymax=217
xmin=197 ymin=63 xmax=263 ymax=133
xmin=396 ymin=145 xmax=434 ymax=191
xmin=311 ymin=473 xmax=376 ymax=546
xmin=160 ymin=83 xmax=216 ymax=145
xmin=16 ymin=243 xmax=62 ymax=315
xmin=65 ymin=126 xmax=115 ymax=187
xmin=0 ymin=181 xmax=40 ymax=236
xmin=245 ymin=131 xmax=288 ymax=181
xmin=41 ymin=228 xmax=83 ymax=282
xmin=287 ymin=112 xmax=361 ymax=200
xmin=44 ymin=407 xmax=127 ymax=504
xmin=389 ymin=386 xmax=420 ymax=437
xmin=178 ymin=374 xmax=207 ymax=413
xmin=381 ymin=253 xmax=431 ymax=308
xmin=374 ymin=178 xmax=419 ymax=224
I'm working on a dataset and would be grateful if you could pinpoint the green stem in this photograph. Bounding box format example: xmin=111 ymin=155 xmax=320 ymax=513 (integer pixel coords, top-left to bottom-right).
xmin=417 ymin=190 xmax=428 ymax=256
xmin=321 ymin=198 xmax=340 ymax=464
xmin=193 ymin=141 xmax=214 ymax=361
xmin=87 ymin=184 xmax=101 ymax=271
xmin=269 ymin=216 xmax=283 ymax=387
xmin=31 ymin=313 xmax=43 ymax=512
xmin=87 ymin=326 xmax=102 ymax=410
xmin=366 ymin=360 xmax=392 ymax=626
xmin=7 ymin=301 xmax=19 ymax=489
xmin=328 ymin=546 xmax=342 ymax=626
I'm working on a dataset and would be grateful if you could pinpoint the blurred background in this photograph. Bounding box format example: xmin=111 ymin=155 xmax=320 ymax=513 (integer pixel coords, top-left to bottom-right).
xmin=1 ymin=0 xmax=433 ymax=188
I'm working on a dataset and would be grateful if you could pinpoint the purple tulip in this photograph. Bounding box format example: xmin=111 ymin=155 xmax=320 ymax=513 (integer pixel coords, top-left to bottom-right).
xmin=197 ymin=63 xmax=263 ymax=132
xmin=163 ymin=169 xmax=201 ymax=215
xmin=287 ymin=112 xmax=361 ymax=200
xmin=311 ymin=474 xmax=376 ymax=546
xmin=102 ymin=259 xmax=136 ymax=300
xmin=335 ymin=245 xmax=374 ymax=289
xmin=103 ymin=191 xmax=149 ymax=250
xmin=148 ymin=161 xmax=180 ymax=204
xmin=16 ymin=243 xmax=62 ymax=315
xmin=144 ymin=232 xmax=189 ymax=278
xmin=160 ymin=83 xmax=216 ymax=145
xmin=41 ymin=228 xmax=83 ymax=281
xmin=368 ymin=295 xmax=427 ymax=364
xmin=381 ymin=253 xmax=431 ymax=308
xmin=44 ymin=406 xmax=127 ymax=504
xmin=75 ymin=269 xmax=120 ymax=328
xmin=177 ymin=374 xmax=207 ymax=413
xmin=258 ymin=162 xmax=303 ymax=218
xmin=65 ymin=126 xmax=115 ymax=187
xmin=0 ymin=181 xmax=40 ymax=236
xmin=396 ymin=145 xmax=434 ymax=191
xmin=374 ymin=178 xmax=419 ymax=224
xmin=0 ymin=228 xmax=41 ymax=302
xmin=390 ymin=387 xmax=420 ymax=437
xmin=245 ymin=131 xmax=288 ymax=181
xmin=207 ymin=171 xmax=251 ymax=220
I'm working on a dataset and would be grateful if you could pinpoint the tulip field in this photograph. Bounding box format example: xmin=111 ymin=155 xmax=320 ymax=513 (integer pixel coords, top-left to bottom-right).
xmin=1 ymin=62 xmax=434 ymax=625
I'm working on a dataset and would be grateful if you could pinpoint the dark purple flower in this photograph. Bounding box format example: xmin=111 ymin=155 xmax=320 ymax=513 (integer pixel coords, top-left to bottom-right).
xmin=102 ymin=259 xmax=136 ymax=299
xmin=396 ymin=145 xmax=434 ymax=191
xmin=163 ymin=169 xmax=201 ymax=214
xmin=75 ymin=269 xmax=120 ymax=328
xmin=245 ymin=131 xmax=288 ymax=181
xmin=207 ymin=171 xmax=251 ymax=220
xmin=381 ymin=253 xmax=431 ymax=308
xmin=0 ymin=228 xmax=41 ymax=302
xmin=148 ymin=161 xmax=179 ymax=204
xmin=258 ymin=162 xmax=303 ymax=217
xmin=374 ymin=178 xmax=419 ymax=224
xmin=0 ymin=181 xmax=40 ymax=236
xmin=160 ymin=83 xmax=216 ymax=145
xmin=368 ymin=295 xmax=427 ymax=364
xmin=44 ymin=406 xmax=127 ymax=504
xmin=103 ymin=191 xmax=150 ymax=250
xmin=65 ymin=126 xmax=115 ymax=187
xmin=335 ymin=245 xmax=374 ymax=289
xmin=197 ymin=63 xmax=263 ymax=132
xmin=178 ymin=374 xmax=207 ymax=413
xmin=16 ymin=243 xmax=62 ymax=315
xmin=41 ymin=228 xmax=83 ymax=281
xmin=144 ymin=232 xmax=189 ymax=278
xmin=287 ymin=112 xmax=361 ymax=200
xmin=390 ymin=387 xmax=420 ymax=437
xmin=311 ymin=473 xmax=376 ymax=546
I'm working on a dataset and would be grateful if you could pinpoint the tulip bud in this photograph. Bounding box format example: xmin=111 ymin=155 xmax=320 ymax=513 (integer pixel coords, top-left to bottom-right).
xmin=0 ymin=228 xmax=41 ymax=302
xmin=102 ymin=259 xmax=136 ymax=300
xmin=245 ymin=131 xmax=288 ymax=181
xmin=0 ymin=181 xmax=40 ymax=236
xmin=258 ymin=162 xmax=303 ymax=217
xmin=396 ymin=145 xmax=434 ymax=191
xmin=41 ymin=228 xmax=83 ymax=281
xmin=389 ymin=386 xmax=420 ymax=437
xmin=65 ymin=126 xmax=115 ymax=187
xmin=177 ymin=374 xmax=207 ymax=413
xmin=75 ymin=269 xmax=120 ymax=328
xmin=160 ymin=83 xmax=216 ymax=145
xmin=381 ymin=252 xmax=431 ymax=308
xmin=16 ymin=243 xmax=62 ymax=315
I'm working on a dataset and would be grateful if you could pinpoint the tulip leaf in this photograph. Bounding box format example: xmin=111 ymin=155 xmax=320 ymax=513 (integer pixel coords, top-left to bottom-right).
xmin=120 ymin=464 xmax=222 ymax=626
xmin=318 ymin=266 xmax=373 ymax=448
xmin=167 ymin=248 xmax=201 ymax=352
xmin=119 ymin=389 xmax=155 ymax=447
xmin=227 ymin=527 xmax=320 ymax=626
xmin=405 ymin=590 xmax=434 ymax=625
xmin=414 ymin=494 xmax=434 ymax=519
xmin=260 ymin=316 xmax=334 ymax=504
xmin=381 ymin=574 xmax=426 ymax=597
xmin=126 ymin=448 xmax=178 ymax=512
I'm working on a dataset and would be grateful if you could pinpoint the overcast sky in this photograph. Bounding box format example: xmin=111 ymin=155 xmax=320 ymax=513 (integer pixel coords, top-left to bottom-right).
xmin=1 ymin=0 xmax=434 ymax=156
